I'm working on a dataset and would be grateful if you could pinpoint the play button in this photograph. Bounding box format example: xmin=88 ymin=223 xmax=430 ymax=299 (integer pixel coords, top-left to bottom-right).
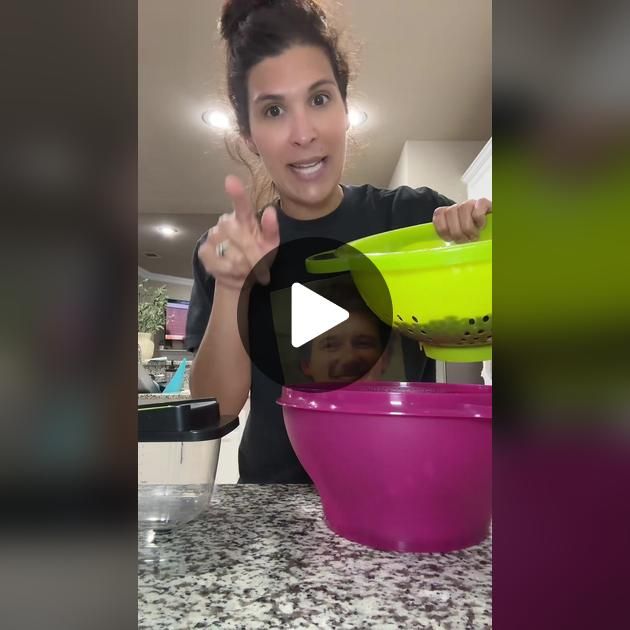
xmin=291 ymin=283 xmax=349 ymax=348
xmin=236 ymin=236 xmax=394 ymax=391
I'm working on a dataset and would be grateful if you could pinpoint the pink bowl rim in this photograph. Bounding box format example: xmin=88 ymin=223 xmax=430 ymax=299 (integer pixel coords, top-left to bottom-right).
xmin=278 ymin=381 xmax=492 ymax=419
xmin=282 ymin=381 xmax=491 ymax=395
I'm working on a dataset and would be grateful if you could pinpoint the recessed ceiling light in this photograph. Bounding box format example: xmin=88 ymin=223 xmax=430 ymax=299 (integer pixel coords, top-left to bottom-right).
xmin=157 ymin=225 xmax=178 ymax=237
xmin=202 ymin=109 xmax=231 ymax=130
xmin=348 ymin=108 xmax=368 ymax=128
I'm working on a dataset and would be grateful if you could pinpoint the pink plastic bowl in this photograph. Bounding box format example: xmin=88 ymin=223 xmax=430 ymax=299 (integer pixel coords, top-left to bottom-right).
xmin=278 ymin=382 xmax=492 ymax=553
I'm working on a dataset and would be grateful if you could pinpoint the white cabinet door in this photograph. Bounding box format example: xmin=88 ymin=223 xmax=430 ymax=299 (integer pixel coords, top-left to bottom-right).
xmin=464 ymin=138 xmax=492 ymax=385
xmin=436 ymin=138 xmax=492 ymax=385
xmin=462 ymin=138 xmax=492 ymax=200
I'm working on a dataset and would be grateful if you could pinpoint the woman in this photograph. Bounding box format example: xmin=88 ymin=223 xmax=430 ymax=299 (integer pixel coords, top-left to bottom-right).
xmin=187 ymin=0 xmax=491 ymax=483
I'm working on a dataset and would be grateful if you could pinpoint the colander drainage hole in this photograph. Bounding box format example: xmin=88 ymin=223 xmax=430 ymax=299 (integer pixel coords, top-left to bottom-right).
xmin=469 ymin=318 xmax=475 ymax=325
xmin=397 ymin=315 xmax=403 ymax=321
xmin=483 ymin=315 xmax=490 ymax=322
xmin=478 ymin=329 xmax=484 ymax=334
xmin=412 ymin=315 xmax=418 ymax=322
xmin=464 ymin=332 xmax=470 ymax=336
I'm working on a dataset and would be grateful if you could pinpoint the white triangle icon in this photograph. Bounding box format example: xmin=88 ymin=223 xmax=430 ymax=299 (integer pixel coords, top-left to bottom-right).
xmin=291 ymin=283 xmax=349 ymax=348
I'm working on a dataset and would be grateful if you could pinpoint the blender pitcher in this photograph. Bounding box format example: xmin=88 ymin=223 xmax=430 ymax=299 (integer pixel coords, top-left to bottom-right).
xmin=138 ymin=398 xmax=239 ymax=531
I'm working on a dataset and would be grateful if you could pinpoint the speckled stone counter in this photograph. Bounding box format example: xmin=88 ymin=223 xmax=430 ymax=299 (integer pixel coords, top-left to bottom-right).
xmin=138 ymin=485 xmax=491 ymax=629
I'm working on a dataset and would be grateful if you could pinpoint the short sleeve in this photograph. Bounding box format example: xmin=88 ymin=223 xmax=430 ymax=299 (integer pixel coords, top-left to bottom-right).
xmin=185 ymin=232 xmax=215 ymax=353
xmin=388 ymin=186 xmax=456 ymax=230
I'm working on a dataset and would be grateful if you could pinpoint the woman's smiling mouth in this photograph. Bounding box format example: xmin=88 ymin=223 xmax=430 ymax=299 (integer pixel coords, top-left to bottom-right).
xmin=288 ymin=156 xmax=328 ymax=179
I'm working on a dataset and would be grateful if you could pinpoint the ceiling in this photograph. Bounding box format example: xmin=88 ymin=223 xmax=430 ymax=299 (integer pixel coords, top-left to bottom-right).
xmin=139 ymin=0 xmax=491 ymax=278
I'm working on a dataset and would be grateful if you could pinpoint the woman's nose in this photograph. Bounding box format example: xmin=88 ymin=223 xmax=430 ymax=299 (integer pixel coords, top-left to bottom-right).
xmin=289 ymin=109 xmax=317 ymax=147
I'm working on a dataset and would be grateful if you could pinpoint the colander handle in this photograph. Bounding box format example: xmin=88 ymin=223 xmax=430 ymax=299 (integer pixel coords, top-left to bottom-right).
xmin=305 ymin=249 xmax=350 ymax=274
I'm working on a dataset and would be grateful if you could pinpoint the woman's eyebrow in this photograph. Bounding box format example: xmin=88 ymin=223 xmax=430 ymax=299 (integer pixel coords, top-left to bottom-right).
xmin=308 ymin=78 xmax=336 ymax=92
xmin=253 ymin=79 xmax=336 ymax=104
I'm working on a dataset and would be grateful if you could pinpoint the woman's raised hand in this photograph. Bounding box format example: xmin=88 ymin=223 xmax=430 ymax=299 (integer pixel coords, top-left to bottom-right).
xmin=199 ymin=175 xmax=280 ymax=291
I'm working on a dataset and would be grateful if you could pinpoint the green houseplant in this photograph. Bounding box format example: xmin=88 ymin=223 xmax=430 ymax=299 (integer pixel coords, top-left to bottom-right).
xmin=138 ymin=281 xmax=168 ymax=362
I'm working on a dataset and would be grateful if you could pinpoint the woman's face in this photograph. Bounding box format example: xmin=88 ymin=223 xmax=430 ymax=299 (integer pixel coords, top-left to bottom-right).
xmin=246 ymin=45 xmax=348 ymax=210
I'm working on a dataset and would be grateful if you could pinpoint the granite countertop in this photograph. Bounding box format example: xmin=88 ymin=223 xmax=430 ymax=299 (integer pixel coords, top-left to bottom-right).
xmin=138 ymin=393 xmax=191 ymax=404
xmin=138 ymin=485 xmax=491 ymax=629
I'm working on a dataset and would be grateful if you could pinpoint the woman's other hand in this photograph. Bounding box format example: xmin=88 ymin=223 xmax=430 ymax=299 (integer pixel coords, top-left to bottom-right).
xmin=433 ymin=198 xmax=492 ymax=243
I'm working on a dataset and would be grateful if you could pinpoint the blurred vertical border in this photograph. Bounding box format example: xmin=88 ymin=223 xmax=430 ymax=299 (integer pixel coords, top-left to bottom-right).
xmin=0 ymin=1 xmax=137 ymax=628
xmin=494 ymin=0 xmax=630 ymax=628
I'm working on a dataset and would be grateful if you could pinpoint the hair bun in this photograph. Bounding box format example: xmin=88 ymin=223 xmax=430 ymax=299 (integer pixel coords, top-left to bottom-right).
xmin=220 ymin=0 xmax=276 ymax=41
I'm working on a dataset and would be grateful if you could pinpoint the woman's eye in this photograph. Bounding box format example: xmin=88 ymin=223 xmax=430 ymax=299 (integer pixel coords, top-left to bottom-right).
xmin=312 ymin=93 xmax=330 ymax=107
xmin=265 ymin=105 xmax=283 ymax=118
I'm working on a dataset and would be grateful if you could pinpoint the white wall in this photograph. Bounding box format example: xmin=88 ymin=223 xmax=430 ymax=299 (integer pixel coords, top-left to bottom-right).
xmin=389 ymin=140 xmax=485 ymax=201
xmin=388 ymin=143 xmax=409 ymax=189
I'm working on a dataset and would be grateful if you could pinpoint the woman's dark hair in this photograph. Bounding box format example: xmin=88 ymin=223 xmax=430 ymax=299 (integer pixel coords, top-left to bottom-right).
xmin=218 ymin=0 xmax=353 ymax=206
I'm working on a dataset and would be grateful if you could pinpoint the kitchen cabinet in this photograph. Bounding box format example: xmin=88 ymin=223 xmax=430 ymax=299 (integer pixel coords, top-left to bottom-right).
xmin=463 ymin=138 xmax=492 ymax=385
xmin=215 ymin=396 xmax=249 ymax=484
xmin=462 ymin=138 xmax=492 ymax=202
xmin=139 ymin=485 xmax=491 ymax=628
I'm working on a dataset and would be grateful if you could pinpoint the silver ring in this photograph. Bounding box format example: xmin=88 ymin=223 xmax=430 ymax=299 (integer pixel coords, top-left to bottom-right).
xmin=216 ymin=240 xmax=229 ymax=257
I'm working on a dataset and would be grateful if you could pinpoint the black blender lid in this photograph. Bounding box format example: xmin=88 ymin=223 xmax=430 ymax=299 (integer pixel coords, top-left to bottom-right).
xmin=138 ymin=397 xmax=239 ymax=442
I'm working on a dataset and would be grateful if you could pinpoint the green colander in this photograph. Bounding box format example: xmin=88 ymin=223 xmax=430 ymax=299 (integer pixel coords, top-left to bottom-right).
xmin=305 ymin=215 xmax=492 ymax=362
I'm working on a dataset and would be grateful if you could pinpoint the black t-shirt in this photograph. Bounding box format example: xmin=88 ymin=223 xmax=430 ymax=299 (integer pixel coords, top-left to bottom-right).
xmin=185 ymin=184 xmax=454 ymax=483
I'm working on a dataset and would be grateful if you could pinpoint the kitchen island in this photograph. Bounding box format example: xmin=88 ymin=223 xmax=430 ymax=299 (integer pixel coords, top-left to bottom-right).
xmin=138 ymin=485 xmax=491 ymax=629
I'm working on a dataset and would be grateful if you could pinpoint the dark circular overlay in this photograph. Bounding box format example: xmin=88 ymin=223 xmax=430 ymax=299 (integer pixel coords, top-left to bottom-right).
xmin=237 ymin=237 xmax=393 ymax=391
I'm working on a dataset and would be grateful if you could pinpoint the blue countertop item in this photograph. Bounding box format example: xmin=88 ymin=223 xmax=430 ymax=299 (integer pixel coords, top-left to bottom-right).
xmin=161 ymin=358 xmax=187 ymax=394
